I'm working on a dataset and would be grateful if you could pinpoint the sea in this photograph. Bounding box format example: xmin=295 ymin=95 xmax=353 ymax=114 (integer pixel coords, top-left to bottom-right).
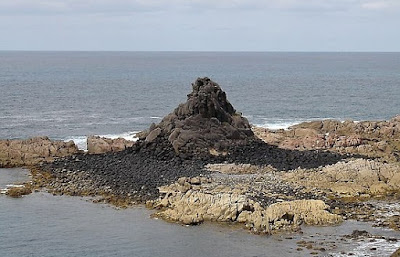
xmin=1 ymin=51 xmax=400 ymax=256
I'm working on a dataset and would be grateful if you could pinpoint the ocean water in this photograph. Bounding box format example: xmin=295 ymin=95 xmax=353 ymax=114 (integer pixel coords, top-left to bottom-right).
xmin=1 ymin=52 xmax=400 ymax=145
xmin=1 ymin=52 xmax=400 ymax=256
xmin=1 ymin=173 xmax=400 ymax=257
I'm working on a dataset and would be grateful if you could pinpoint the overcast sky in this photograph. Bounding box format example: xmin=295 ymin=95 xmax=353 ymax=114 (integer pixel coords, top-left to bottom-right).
xmin=1 ymin=0 xmax=399 ymax=51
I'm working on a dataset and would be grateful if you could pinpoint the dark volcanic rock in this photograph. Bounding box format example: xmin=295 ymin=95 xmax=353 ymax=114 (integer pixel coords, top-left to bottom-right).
xmin=41 ymin=143 xmax=206 ymax=202
xmin=218 ymin=140 xmax=345 ymax=171
xmin=139 ymin=77 xmax=254 ymax=155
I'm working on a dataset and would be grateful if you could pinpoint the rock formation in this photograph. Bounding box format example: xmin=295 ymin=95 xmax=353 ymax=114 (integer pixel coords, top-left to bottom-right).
xmin=0 ymin=137 xmax=79 ymax=167
xmin=40 ymin=77 xmax=346 ymax=204
xmin=138 ymin=77 xmax=254 ymax=155
xmin=282 ymin=158 xmax=400 ymax=198
xmin=32 ymin=78 xmax=400 ymax=236
xmin=153 ymin=176 xmax=342 ymax=234
xmin=253 ymin=115 xmax=400 ymax=162
xmin=87 ymin=136 xmax=135 ymax=154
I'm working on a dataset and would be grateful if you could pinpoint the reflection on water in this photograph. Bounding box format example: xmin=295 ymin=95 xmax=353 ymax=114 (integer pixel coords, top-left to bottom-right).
xmin=1 ymin=168 xmax=399 ymax=257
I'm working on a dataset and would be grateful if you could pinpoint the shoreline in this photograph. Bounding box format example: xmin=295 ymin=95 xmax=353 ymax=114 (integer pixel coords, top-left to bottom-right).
xmin=2 ymin=189 xmax=400 ymax=257
xmin=2 ymin=115 xmax=400 ymax=227
xmin=2 ymin=167 xmax=400 ymax=256
xmin=1 ymin=78 xmax=400 ymax=256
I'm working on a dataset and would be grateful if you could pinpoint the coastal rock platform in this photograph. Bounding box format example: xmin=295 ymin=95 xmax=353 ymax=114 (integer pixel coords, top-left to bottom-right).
xmin=4 ymin=78 xmax=399 ymax=244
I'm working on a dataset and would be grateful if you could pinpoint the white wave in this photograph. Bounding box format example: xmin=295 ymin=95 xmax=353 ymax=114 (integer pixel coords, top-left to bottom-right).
xmin=64 ymin=131 xmax=139 ymax=151
xmin=252 ymin=117 xmax=340 ymax=130
xmin=6 ymin=184 xmax=24 ymax=188
xmin=64 ymin=136 xmax=88 ymax=151
xmin=99 ymin=131 xmax=139 ymax=142
xmin=254 ymin=121 xmax=302 ymax=130
xmin=331 ymin=239 xmax=400 ymax=257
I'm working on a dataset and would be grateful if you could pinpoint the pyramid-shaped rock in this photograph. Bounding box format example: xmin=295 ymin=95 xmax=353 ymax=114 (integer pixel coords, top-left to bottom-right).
xmin=140 ymin=77 xmax=254 ymax=155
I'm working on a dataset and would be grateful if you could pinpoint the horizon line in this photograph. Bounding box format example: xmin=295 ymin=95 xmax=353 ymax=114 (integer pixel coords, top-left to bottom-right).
xmin=1 ymin=50 xmax=399 ymax=53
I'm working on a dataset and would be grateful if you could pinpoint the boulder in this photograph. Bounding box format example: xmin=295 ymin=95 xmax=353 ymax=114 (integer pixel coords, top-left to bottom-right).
xmin=87 ymin=136 xmax=135 ymax=154
xmin=145 ymin=128 xmax=162 ymax=143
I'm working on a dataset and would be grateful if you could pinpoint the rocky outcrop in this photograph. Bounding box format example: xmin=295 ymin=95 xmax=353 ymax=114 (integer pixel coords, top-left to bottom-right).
xmin=253 ymin=115 xmax=400 ymax=162
xmin=138 ymin=77 xmax=254 ymax=155
xmin=87 ymin=136 xmax=135 ymax=154
xmin=283 ymin=159 xmax=400 ymax=198
xmin=153 ymin=176 xmax=342 ymax=234
xmin=0 ymin=137 xmax=79 ymax=167
xmin=38 ymin=77 xmax=349 ymax=235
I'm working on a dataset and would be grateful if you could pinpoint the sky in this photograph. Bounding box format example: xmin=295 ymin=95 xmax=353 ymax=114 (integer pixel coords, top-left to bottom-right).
xmin=0 ymin=0 xmax=399 ymax=51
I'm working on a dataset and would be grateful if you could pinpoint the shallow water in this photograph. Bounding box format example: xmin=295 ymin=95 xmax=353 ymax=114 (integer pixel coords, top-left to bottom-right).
xmin=0 ymin=168 xmax=30 ymax=188
xmin=1 ymin=169 xmax=400 ymax=257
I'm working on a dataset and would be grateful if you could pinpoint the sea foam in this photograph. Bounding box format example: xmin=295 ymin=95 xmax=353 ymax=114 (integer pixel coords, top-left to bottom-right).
xmin=252 ymin=117 xmax=339 ymax=130
xmin=64 ymin=131 xmax=139 ymax=151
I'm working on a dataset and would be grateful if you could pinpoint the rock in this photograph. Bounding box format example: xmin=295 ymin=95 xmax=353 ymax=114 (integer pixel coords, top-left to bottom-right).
xmin=205 ymin=163 xmax=275 ymax=174
xmin=345 ymin=230 xmax=372 ymax=238
xmin=39 ymin=78 xmax=347 ymax=216
xmin=282 ymin=158 xmax=400 ymax=198
xmin=154 ymin=177 xmax=342 ymax=234
xmin=145 ymin=128 xmax=162 ymax=142
xmin=0 ymin=137 xmax=79 ymax=167
xmin=87 ymin=136 xmax=135 ymax=154
xmin=144 ymin=77 xmax=254 ymax=155
xmin=253 ymin=115 xmax=400 ymax=162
